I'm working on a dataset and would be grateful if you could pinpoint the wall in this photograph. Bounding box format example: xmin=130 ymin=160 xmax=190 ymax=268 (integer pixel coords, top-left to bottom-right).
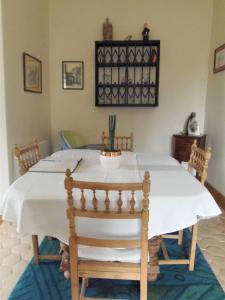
xmin=1 ymin=0 xmax=51 ymax=181
xmin=49 ymin=0 xmax=213 ymax=153
xmin=204 ymin=0 xmax=225 ymax=194
xmin=0 ymin=0 xmax=9 ymax=199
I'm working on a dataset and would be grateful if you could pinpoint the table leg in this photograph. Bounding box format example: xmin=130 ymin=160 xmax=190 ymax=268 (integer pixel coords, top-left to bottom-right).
xmin=148 ymin=236 xmax=161 ymax=281
xmin=32 ymin=235 xmax=40 ymax=265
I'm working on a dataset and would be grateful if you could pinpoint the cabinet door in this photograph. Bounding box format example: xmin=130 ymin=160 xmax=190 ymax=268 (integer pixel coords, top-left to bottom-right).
xmin=174 ymin=138 xmax=193 ymax=162
xmin=173 ymin=136 xmax=206 ymax=162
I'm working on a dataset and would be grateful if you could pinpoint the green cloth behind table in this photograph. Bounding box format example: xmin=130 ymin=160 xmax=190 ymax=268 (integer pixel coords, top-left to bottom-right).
xmin=60 ymin=130 xmax=84 ymax=149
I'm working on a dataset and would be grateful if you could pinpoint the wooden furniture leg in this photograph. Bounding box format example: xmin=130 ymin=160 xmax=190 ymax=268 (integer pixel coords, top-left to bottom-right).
xmin=32 ymin=234 xmax=62 ymax=265
xmin=148 ymin=236 xmax=161 ymax=281
xmin=80 ymin=278 xmax=88 ymax=300
xmin=69 ymin=237 xmax=79 ymax=300
xmin=161 ymin=239 xmax=169 ymax=259
xmin=189 ymin=223 xmax=198 ymax=271
xmin=178 ymin=229 xmax=183 ymax=245
xmin=32 ymin=235 xmax=40 ymax=265
xmin=159 ymin=223 xmax=198 ymax=271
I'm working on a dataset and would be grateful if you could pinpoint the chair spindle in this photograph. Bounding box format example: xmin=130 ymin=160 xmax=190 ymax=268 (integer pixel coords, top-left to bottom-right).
xmin=80 ymin=189 xmax=86 ymax=210
xmin=117 ymin=190 xmax=123 ymax=212
xmin=104 ymin=190 xmax=110 ymax=212
xmin=92 ymin=190 xmax=98 ymax=211
xmin=130 ymin=191 xmax=135 ymax=213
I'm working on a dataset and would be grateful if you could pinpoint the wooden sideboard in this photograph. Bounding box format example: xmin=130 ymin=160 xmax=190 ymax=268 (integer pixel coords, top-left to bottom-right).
xmin=172 ymin=134 xmax=207 ymax=162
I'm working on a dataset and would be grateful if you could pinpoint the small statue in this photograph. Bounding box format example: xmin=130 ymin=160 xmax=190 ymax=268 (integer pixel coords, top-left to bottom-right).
xmin=186 ymin=112 xmax=200 ymax=136
xmin=103 ymin=18 xmax=113 ymax=40
xmin=142 ymin=22 xmax=150 ymax=41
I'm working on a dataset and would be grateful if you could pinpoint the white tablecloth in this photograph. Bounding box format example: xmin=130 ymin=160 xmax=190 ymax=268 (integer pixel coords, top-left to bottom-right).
xmin=0 ymin=150 xmax=221 ymax=243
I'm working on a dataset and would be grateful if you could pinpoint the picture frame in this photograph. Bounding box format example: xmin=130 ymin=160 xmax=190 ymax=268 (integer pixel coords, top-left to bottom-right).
xmin=213 ymin=43 xmax=225 ymax=73
xmin=62 ymin=61 xmax=84 ymax=90
xmin=23 ymin=52 xmax=42 ymax=93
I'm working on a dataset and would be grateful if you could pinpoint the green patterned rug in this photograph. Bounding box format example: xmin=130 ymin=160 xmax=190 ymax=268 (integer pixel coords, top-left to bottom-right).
xmin=9 ymin=230 xmax=225 ymax=299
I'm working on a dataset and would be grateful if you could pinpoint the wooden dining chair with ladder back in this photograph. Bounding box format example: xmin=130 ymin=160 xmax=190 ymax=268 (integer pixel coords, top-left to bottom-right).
xmin=102 ymin=131 xmax=134 ymax=152
xmin=161 ymin=139 xmax=212 ymax=271
xmin=14 ymin=139 xmax=61 ymax=264
xmin=65 ymin=169 xmax=150 ymax=299
xmin=14 ymin=139 xmax=40 ymax=176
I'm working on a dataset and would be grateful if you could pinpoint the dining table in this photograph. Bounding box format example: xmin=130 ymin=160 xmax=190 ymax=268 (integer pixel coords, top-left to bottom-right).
xmin=0 ymin=149 xmax=221 ymax=281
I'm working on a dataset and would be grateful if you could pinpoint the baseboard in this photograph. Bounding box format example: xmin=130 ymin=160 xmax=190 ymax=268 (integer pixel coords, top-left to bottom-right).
xmin=206 ymin=182 xmax=225 ymax=211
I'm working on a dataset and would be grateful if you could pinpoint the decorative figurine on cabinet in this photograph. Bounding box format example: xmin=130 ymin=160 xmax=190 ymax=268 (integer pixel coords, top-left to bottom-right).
xmin=142 ymin=22 xmax=150 ymax=40
xmin=103 ymin=18 xmax=113 ymax=40
xmin=186 ymin=112 xmax=200 ymax=136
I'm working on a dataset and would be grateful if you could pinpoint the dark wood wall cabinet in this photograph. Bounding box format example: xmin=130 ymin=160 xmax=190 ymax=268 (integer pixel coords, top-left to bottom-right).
xmin=172 ymin=134 xmax=207 ymax=162
xmin=95 ymin=40 xmax=160 ymax=107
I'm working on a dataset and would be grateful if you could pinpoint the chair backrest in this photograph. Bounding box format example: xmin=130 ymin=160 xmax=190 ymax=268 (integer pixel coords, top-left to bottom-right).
xmin=65 ymin=168 xmax=150 ymax=251
xmin=14 ymin=139 xmax=40 ymax=176
xmin=102 ymin=131 xmax=134 ymax=151
xmin=188 ymin=139 xmax=212 ymax=185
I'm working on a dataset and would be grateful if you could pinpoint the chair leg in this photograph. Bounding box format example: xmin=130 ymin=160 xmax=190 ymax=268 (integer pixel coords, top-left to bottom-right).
xmin=161 ymin=239 xmax=169 ymax=259
xmin=140 ymin=240 xmax=148 ymax=299
xmin=178 ymin=230 xmax=183 ymax=245
xmin=32 ymin=235 xmax=40 ymax=265
xmin=70 ymin=237 xmax=79 ymax=300
xmin=85 ymin=278 xmax=89 ymax=288
xmin=189 ymin=224 xmax=198 ymax=271
xmin=140 ymin=273 xmax=148 ymax=300
xmin=79 ymin=278 xmax=88 ymax=300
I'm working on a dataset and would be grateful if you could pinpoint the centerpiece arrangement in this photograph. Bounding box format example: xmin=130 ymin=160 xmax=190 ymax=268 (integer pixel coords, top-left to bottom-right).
xmin=100 ymin=115 xmax=122 ymax=169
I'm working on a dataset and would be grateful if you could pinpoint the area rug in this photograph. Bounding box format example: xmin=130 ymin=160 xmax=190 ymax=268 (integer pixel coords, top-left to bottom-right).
xmin=9 ymin=230 xmax=225 ymax=300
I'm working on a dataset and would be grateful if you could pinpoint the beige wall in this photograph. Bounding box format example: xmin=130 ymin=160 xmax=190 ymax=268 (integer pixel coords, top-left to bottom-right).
xmin=1 ymin=0 xmax=51 ymax=181
xmin=49 ymin=0 xmax=213 ymax=153
xmin=0 ymin=0 xmax=10 ymax=197
xmin=205 ymin=0 xmax=225 ymax=194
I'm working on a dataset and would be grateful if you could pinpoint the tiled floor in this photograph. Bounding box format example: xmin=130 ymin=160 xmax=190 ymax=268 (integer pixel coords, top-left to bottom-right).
xmin=0 ymin=212 xmax=225 ymax=300
xmin=198 ymin=210 xmax=225 ymax=290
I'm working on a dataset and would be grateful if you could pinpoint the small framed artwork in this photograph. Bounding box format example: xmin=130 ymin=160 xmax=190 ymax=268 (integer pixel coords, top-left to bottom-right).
xmin=214 ymin=43 xmax=225 ymax=73
xmin=23 ymin=52 xmax=42 ymax=93
xmin=62 ymin=61 xmax=84 ymax=90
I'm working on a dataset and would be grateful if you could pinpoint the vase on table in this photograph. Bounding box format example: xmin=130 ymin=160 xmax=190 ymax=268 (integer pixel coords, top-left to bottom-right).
xmin=100 ymin=114 xmax=122 ymax=169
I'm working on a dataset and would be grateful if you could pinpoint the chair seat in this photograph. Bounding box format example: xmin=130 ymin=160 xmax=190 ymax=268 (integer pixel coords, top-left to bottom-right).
xmin=78 ymin=246 xmax=143 ymax=263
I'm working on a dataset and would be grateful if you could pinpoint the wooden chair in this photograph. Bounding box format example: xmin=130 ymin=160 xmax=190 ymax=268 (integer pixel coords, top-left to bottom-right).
xmin=14 ymin=140 xmax=61 ymax=264
xmin=102 ymin=131 xmax=134 ymax=151
xmin=187 ymin=139 xmax=211 ymax=185
xmin=14 ymin=139 xmax=40 ymax=176
xmin=65 ymin=169 xmax=150 ymax=300
xmin=161 ymin=140 xmax=212 ymax=271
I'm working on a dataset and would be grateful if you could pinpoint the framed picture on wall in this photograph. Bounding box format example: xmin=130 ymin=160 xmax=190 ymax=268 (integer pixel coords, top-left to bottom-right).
xmin=214 ymin=43 xmax=225 ymax=73
xmin=23 ymin=52 xmax=42 ymax=93
xmin=62 ymin=61 xmax=84 ymax=89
